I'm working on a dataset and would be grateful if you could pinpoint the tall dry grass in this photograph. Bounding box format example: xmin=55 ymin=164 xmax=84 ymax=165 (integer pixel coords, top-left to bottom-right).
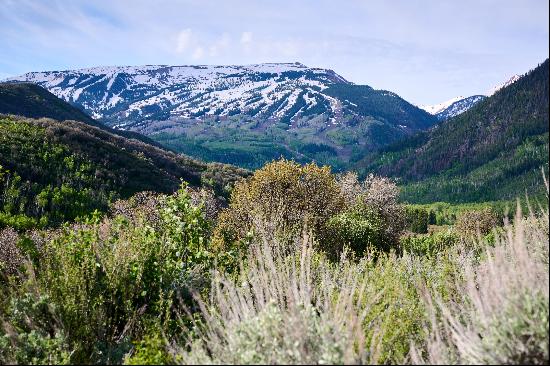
xmin=412 ymin=195 xmax=549 ymax=364
xmin=176 ymin=231 xmax=376 ymax=364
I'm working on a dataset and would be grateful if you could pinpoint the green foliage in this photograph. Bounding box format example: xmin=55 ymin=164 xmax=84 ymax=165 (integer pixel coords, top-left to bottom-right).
xmin=323 ymin=84 xmax=436 ymax=130
xmin=124 ymin=329 xmax=174 ymax=365
xmin=399 ymin=229 xmax=460 ymax=256
xmin=0 ymin=291 xmax=71 ymax=365
xmin=0 ymin=116 xmax=248 ymax=229
xmin=325 ymin=208 xmax=386 ymax=256
xmin=213 ymin=159 xmax=344 ymax=251
xmin=0 ymin=82 xmax=96 ymax=125
xmin=1 ymin=185 xmax=214 ymax=364
xmin=405 ymin=206 xmax=429 ymax=233
xmin=455 ymin=207 xmax=501 ymax=238
xmin=474 ymin=291 xmax=549 ymax=364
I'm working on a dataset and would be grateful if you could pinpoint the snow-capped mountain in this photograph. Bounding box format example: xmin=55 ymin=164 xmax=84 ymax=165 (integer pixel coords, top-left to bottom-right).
xmin=487 ymin=74 xmax=521 ymax=96
xmin=5 ymin=63 xmax=437 ymax=131
xmin=420 ymin=95 xmax=486 ymax=121
xmin=420 ymin=96 xmax=467 ymax=115
xmin=5 ymin=63 xmax=350 ymax=126
xmin=5 ymin=62 xmax=440 ymax=170
xmin=420 ymin=74 xmax=522 ymax=121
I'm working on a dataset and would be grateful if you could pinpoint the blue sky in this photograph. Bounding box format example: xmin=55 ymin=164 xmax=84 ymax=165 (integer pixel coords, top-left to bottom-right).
xmin=0 ymin=0 xmax=548 ymax=105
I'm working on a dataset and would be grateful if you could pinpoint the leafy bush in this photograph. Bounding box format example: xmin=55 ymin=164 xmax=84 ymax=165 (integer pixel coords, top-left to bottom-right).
xmin=335 ymin=172 xmax=405 ymax=250
xmin=0 ymin=287 xmax=71 ymax=365
xmin=455 ymin=207 xmax=500 ymax=238
xmin=1 ymin=185 xmax=214 ymax=364
xmin=213 ymin=159 xmax=344 ymax=251
xmin=405 ymin=206 xmax=429 ymax=233
xmin=325 ymin=207 xmax=386 ymax=256
xmin=124 ymin=328 xmax=174 ymax=365
xmin=399 ymin=229 xmax=460 ymax=256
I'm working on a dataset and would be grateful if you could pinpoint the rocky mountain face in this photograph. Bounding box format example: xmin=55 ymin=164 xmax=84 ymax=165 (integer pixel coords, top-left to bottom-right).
xmin=7 ymin=63 xmax=347 ymax=126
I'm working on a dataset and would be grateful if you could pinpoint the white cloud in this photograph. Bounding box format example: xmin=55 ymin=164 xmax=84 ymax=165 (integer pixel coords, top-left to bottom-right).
xmin=176 ymin=28 xmax=193 ymax=53
xmin=240 ymin=31 xmax=253 ymax=45
xmin=209 ymin=33 xmax=231 ymax=57
xmin=192 ymin=46 xmax=204 ymax=59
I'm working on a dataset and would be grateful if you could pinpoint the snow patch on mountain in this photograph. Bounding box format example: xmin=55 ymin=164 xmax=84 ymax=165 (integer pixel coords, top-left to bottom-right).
xmin=419 ymin=96 xmax=466 ymax=115
xmin=418 ymin=73 xmax=523 ymax=121
xmin=419 ymin=95 xmax=486 ymax=121
xmin=487 ymin=74 xmax=521 ymax=96
xmin=5 ymin=63 xmax=351 ymax=126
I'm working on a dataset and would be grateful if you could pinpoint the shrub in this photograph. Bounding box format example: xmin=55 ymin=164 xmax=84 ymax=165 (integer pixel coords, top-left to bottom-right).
xmin=405 ymin=206 xmax=429 ymax=234
xmin=0 ymin=284 xmax=71 ymax=365
xmin=124 ymin=328 xmax=174 ymax=365
xmin=324 ymin=207 xmax=386 ymax=257
xmin=177 ymin=228 xmax=463 ymax=365
xmin=177 ymin=234 xmax=370 ymax=364
xmin=0 ymin=227 xmax=23 ymax=277
xmin=399 ymin=229 xmax=460 ymax=256
xmin=1 ymin=184 xmax=214 ymax=364
xmin=213 ymin=159 xmax=344 ymax=251
xmin=454 ymin=207 xmax=501 ymax=238
xmin=334 ymin=172 xmax=405 ymax=252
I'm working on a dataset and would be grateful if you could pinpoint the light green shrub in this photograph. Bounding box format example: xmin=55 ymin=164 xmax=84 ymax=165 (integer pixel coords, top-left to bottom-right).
xmin=324 ymin=208 xmax=386 ymax=256
xmin=124 ymin=330 xmax=174 ymax=365
xmin=413 ymin=208 xmax=549 ymax=365
xmin=405 ymin=206 xmax=429 ymax=234
xmin=0 ymin=290 xmax=71 ymax=365
xmin=1 ymin=184 xmax=214 ymax=364
xmin=399 ymin=229 xmax=460 ymax=256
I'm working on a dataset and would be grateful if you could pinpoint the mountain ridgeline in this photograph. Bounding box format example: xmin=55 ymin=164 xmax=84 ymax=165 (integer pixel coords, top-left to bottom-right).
xmin=434 ymin=95 xmax=487 ymax=121
xmin=359 ymin=59 xmax=549 ymax=203
xmin=0 ymin=82 xmax=96 ymax=125
xmin=6 ymin=63 xmax=438 ymax=170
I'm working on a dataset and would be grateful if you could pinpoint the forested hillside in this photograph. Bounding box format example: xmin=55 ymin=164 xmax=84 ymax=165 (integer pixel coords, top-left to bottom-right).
xmin=358 ymin=59 xmax=549 ymax=203
xmin=0 ymin=115 xmax=248 ymax=229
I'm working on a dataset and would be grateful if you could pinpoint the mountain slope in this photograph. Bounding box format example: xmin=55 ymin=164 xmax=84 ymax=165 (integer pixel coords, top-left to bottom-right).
xmin=0 ymin=82 xmax=96 ymax=124
xmin=6 ymin=63 xmax=437 ymax=170
xmin=419 ymin=74 xmax=523 ymax=121
xmin=358 ymin=59 xmax=549 ymax=203
xmin=0 ymin=82 xmax=176 ymax=149
xmin=487 ymin=74 xmax=521 ymax=96
xmin=0 ymin=115 xmax=248 ymax=228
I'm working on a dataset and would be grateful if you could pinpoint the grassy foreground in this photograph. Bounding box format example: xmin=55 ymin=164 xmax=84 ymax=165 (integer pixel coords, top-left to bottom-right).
xmin=1 ymin=160 xmax=548 ymax=364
